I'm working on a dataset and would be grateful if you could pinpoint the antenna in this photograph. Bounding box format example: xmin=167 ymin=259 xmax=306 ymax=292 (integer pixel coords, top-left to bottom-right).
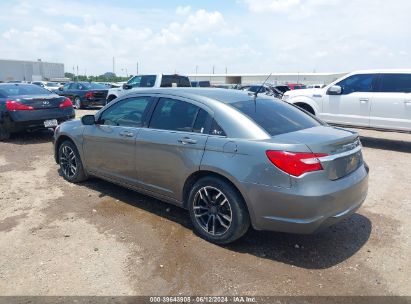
xmin=254 ymin=73 xmax=272 ymax=98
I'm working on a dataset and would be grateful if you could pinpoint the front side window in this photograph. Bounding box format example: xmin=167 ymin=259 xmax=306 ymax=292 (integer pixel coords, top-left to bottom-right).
xmin=230 ymin=98 xmax=321 ymax=136
xmin=149 ymin=98 xmax=201 ymax=132
xmin=99 ymin=97 xmax=152 ymax=127
xmin=377 ymin=74 xmax=411 ymax=93
xmin=336 ymin=74 xmax=375 ymax=94
xmin=127 ymin=75 xmax=156 ymax=88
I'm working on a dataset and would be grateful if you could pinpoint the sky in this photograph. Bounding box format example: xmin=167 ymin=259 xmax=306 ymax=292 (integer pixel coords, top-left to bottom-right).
xmin=0 ymin=0 xmax=410 ymax=76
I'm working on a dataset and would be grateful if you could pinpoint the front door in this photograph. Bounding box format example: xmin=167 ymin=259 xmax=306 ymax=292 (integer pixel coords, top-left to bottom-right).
xmin=82 ymin=96 xmax=153 ymax=185
xmin=135 ymin=97 xmax=211 ymax=202
xmin=322 ymin=73 xmax=376 ymax=127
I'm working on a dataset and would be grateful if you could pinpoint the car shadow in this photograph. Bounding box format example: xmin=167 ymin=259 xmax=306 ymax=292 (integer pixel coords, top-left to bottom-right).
xmin=5 ymin=129 xmax=54 ymax=145
xmin=360 ymin=135 xmax=411 ymax=153
xmin=75 ymin=177 xmax=371 ymax=270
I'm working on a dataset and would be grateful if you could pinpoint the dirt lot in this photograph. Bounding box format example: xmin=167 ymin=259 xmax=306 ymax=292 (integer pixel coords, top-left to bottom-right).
xmin=0 ymin=108 xmax=410 ymax=296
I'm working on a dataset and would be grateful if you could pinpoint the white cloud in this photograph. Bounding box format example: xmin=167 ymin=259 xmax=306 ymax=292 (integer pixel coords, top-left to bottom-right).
xmin=0 ymin=0 xmax=411 ymax=76
xmin=176 ymin=6 xmax=191 ymax=15
xmin=241 ymin=0 xmax=301 ymax=12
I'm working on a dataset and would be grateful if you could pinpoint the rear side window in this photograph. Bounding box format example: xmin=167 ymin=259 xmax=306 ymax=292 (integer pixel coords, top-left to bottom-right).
xmin=149 ymin=98 xmax=201 ymax=132
xmin=161 ymin=75 xmax=191 ymax=87
xmin=377 ymin=74 xmax=411 ymax=93
xmin=99 ymin=97 xmax=152 ymax=127
xmin=0 ymin=84 xmax=52 ymax=97
xmin=230 ymin=99 xmax=321 ymax=136
xmin=336 ymin=74 xmax=376 ymax=94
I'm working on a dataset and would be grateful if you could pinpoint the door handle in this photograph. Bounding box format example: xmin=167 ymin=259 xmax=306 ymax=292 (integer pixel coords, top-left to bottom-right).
xmin=359 ymin=98 xmax=369 ymax=103
xmin=178 ymin=137 xmax=197 ymax=144
xmin=119 ymin=130 xmax=134 ymax=137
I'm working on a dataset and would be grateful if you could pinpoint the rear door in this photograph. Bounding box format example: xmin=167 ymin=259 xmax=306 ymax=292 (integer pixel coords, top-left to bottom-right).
xmin=135 ymin=97 xmax=212 ymax=201
xmin=82 ymin=96 xmax=154 ymax=185
xmin=323 ymin=73 xmax=376 ymax=127
xmin=370 ymin=73 xmax=411 ymax=131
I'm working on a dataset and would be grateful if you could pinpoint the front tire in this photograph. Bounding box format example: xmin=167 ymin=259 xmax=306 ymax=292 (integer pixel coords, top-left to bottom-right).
xmin=58 ymin=140 xmax=87 ymax=183
xmin=188 ymin=177 xmax=250 ymax=244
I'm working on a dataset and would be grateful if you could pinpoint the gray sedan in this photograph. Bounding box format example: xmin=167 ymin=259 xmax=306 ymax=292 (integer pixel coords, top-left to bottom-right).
xmin=53 ymin=88 xmax=369 ymax=244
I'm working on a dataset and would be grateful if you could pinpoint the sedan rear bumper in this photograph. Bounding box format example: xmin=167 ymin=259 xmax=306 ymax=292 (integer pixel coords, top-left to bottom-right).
xmin=6 ymin=108 xmax=75 ymax=132
xmin=241 ymin=163 xmax=369 ymax=234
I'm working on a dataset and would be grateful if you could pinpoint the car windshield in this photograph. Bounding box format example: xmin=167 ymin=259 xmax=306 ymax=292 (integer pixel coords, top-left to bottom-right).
xmin=46 ymin=82 xmax=59 ymax=87
xmin=0 ymin=84 xmax=53 ymax=97
xmin=80 ymin=82 xmax=107 ymax=90
xmin=230 ymin=98 xmax=322 ymax=136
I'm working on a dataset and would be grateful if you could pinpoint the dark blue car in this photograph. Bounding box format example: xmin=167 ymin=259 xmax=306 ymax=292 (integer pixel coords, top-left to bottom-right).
xmin=0 ymin=83 xmax=75 ymax=140
xmin=56 ymin=82 xmax=108 ymax=109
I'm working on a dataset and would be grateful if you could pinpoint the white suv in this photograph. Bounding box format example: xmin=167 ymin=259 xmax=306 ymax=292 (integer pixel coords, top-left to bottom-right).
xmin=282 ymin=70 xmax=411 ymax=132
xmin=106 ymin=74 xmax=191 ymax=103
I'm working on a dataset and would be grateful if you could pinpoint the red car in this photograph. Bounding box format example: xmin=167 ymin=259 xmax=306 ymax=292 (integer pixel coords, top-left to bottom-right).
xmin=287 ymin=83 xmax=306 ymax=90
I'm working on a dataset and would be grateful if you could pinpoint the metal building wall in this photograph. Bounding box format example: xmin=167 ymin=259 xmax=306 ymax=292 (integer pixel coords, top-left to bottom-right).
xmin=0 ymin=59 xmax=65 ymax=82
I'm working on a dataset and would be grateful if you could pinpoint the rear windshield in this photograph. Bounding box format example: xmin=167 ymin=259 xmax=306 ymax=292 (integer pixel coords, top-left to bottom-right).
xmin=161 ymin=75 xmax=191 ymax=87
xmin=230 ymin=98 xmax=321 ymax=136
xmin=0 ymin=84 xmax=52 ymax=97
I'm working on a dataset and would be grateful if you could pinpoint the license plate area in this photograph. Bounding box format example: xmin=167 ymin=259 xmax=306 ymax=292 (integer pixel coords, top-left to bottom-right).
xmin=44 ymin=119 xmax=58 ymax=128
xmin=325 ymin=151 xmax=363 ymax=180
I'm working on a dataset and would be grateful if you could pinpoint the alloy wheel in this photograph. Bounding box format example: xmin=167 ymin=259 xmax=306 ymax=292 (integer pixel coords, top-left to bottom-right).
xmin=60 ymin=145 xmax=77 ymax=178
xmin=193 ymin=186 xmax=233 ymax=236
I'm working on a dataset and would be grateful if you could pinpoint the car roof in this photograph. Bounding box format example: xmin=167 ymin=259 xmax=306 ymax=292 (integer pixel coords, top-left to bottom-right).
xmin=350 ymin=69 xmax=411 ymax=74
xmin=125 ymin=88 xmax=260 ymax=104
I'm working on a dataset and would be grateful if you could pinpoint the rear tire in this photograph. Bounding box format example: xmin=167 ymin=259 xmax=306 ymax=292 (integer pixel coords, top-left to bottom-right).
xmin=188 ymin=177 xmax=250 ymax=244
xmin=0 ymin=123 xmax=10 ymax=141
xmin=58 ymin=140 xmax=88 ymax=183
xmin=74 ymin=97 xmax=83 ymax=109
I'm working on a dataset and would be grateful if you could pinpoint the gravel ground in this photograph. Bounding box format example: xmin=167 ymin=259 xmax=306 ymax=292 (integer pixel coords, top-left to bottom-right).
xmin=0 ymin=108 xmax=410 ymax=296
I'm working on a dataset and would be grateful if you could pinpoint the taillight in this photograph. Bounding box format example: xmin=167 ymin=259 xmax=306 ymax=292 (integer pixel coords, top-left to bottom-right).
xmin=5 ymin=100 xmax=34 ymax=111
xmin=266 ymin=151 xmax=328 ymax=177
xmin=85 ymin=92 xmax=93 ymax=98
xmin=59 ymin=98 xmax=73 ymax=108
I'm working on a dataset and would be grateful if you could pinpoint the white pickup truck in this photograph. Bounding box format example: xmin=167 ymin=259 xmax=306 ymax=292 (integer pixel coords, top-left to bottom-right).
xmin=106 ymin=74 xmax=191 ymax=103
xmin=282 ymin=70 xmax=411 ymax=132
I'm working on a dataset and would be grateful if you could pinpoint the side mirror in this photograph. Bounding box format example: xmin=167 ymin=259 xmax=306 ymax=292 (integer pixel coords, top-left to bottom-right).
xmin=327 ymin=85 xmax=342 ymax=95
xmin=58 ymin=87 xmax=63 ymax=91
xmin=81 ymin=115 xmax=95 ymax=125
xmin=122 ymin=83 xmax=132 ymax=90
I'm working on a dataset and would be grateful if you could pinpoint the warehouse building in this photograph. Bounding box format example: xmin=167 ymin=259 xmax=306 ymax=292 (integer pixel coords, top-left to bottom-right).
xmin=0 ymin=59 xmax=66 ymax=82
xmin=188 ymin=72 xmax=347 ymax=86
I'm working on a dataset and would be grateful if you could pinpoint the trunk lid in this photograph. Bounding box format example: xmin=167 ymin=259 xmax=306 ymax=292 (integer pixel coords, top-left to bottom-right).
xmin=273 ymin=126 xmax=363 ymax=180
xmin=15 ymin=94 xmax=66 ymax=109
xmin=89 ymin=90 xmax=108 ymax=99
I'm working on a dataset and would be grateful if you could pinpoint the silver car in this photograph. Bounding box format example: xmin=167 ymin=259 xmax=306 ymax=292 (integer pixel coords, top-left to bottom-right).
xmin=54 ymin=88 xmax=369 ymax=244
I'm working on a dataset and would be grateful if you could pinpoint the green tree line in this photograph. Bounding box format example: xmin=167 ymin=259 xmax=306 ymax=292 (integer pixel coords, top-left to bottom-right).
xmin=64 ymin=73 xmax=131 ymax=83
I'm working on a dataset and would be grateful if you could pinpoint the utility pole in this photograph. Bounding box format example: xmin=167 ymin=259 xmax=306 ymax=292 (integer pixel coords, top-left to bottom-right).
xmin=76 ymin=65 xmax=79 ymax=82
xmin=212 ymin=66 xmax=215 ymax=74
xmin=112 ymin=57 xmax=115 ymax=75
xmin=225 ymin=67 xmax=227 ymax=74
xmin=136 ymin=62 xmax=139 ymax=75
xmin=195 ymin=65 xmax=198 ymax=81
